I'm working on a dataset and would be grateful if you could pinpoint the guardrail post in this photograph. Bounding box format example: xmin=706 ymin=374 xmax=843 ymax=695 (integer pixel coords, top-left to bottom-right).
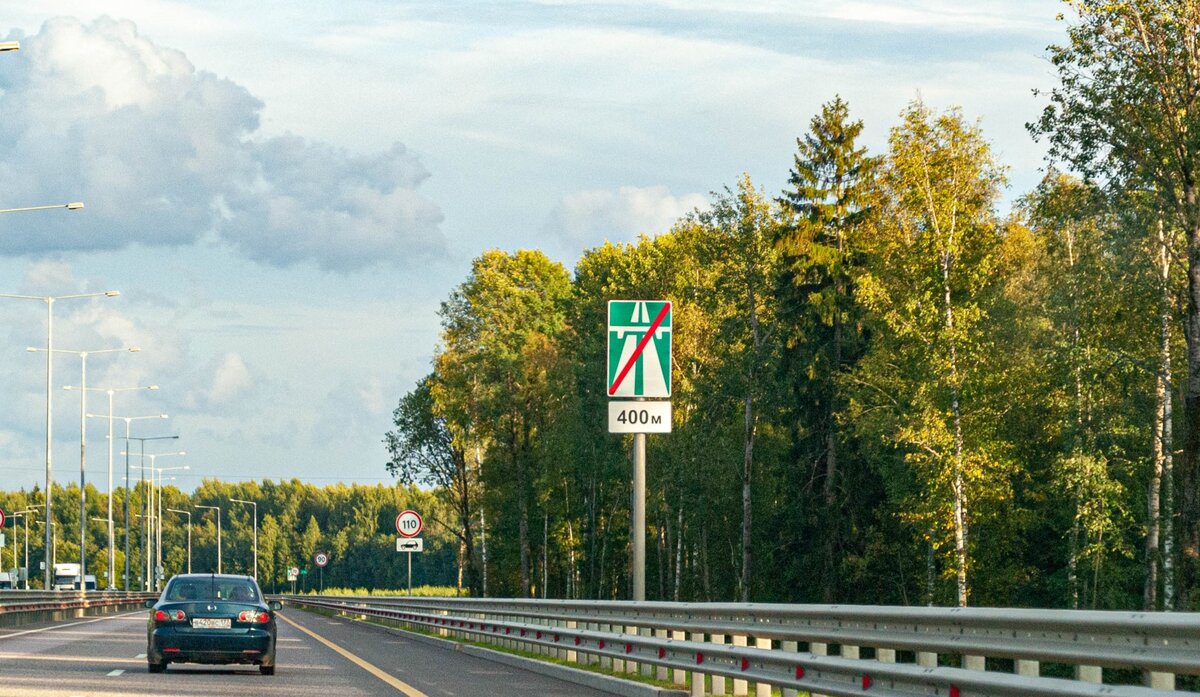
xmin=732 ymin=634 xmax=748 ymax=696
xmin=626 ymin=624 xmax=639 ymax=675
xmin=877 ymin=647 xmax=896 ymax=663
xmin=917 ymin=650 xmax=936 ymax=668
xmin=781 ymin=640 xmax=798 ymax=697
xmin=672 ymin=629 xmax=686 ymax=685
xmin=567 ymin=620 xmax=577 ymax=662
xmin=964 ymin=654 xmax=985 ymax=671
xmin=842 ymin=643 xmax=859 ymax=660
xmin=754 ymin=637 xmax=771 ymax=697
xmin=656 ymin=628 xmax=669 ymax=680
xmin=690 ymin=631 xmax=706 ymax=697
xmin=1016 ymin=659 xmax=1038 ymax=677
xmin=598 ymin=622 xmax=610 ymax=669
xmin=712 ymin=633 xmax=726 ymax=695
xmin=1075 ymin=665 xmax=1102 ymax=683
xmin=1146 ymin=671 xmax=1175 ymax=689
xmin=641 ymin=626 xmax=653 ymax=677
xmin=810 ymin=642 xmax=828 ymax=697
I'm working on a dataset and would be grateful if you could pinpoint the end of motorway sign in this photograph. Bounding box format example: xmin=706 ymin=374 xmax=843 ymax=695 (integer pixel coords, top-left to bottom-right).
xmin=608 ymin=300 xmax=672 ymax=398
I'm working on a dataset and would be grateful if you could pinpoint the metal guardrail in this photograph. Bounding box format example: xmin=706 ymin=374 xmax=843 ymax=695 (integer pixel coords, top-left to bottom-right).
xmin=0 ymin=589 xmax=156 ymax=626
xmin=281 ymin=595 xmax=1198 ymax=697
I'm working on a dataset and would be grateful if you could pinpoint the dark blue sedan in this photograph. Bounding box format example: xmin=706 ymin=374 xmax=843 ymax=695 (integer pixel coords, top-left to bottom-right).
xmin=146 ymin=573 xmax=281 ymax=674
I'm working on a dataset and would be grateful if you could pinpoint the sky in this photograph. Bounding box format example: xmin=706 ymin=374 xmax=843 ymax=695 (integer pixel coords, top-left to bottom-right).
xmin=0 ymin=0 xmax=1065 ymax=493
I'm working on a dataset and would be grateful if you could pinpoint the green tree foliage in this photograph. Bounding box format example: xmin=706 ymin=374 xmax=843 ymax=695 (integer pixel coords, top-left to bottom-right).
xmin=776 ymin=96 xmax=879 ymax=601
xmin=850 ymin=101 xmax=1012 ymax=606
xmin=434 ymin=250 xmax=573 ymax=597
xmin=1030 ymin=0 xmax=1200 ymax=607
xmin=385 ymin=374 xmax=480 ymax=595
xmin=0 ymin=478 xmax=460 ymax=592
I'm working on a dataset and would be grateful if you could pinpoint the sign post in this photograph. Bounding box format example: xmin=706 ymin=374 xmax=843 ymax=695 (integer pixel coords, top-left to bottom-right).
xmin=396 ymin=510 xmax=423 ymax=596
xmin=314 ymin=552 xmax=328 ymax=593
xmin=607 ymin=300 xmax=672 ymax=602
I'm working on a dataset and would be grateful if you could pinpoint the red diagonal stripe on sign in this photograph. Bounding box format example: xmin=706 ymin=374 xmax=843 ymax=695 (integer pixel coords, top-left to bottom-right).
xmin=609 ymin=302 xmax=670 ymax=396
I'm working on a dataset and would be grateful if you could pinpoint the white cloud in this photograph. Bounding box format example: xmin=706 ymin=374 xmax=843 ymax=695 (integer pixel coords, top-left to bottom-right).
xmin=544 ymin=185 xmax=708 ymax=251
xmin=0 ymin=16 xmax=445 ymax=271
xmin=207 ymin=353 xmax=251 ymax=405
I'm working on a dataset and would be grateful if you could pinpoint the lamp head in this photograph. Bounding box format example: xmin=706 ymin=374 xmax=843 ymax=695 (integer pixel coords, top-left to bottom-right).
xmin=66 ymin=202 xmax=84 ymax=210
xmin=104 ymin=290 xmax=120 ymax=297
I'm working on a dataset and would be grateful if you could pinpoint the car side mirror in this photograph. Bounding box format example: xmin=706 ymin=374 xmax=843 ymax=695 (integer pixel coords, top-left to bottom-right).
xmin=269 ymin=600 xmax=283 ymax=611
xmin=144 ymin=599 xmax=156 ymax=608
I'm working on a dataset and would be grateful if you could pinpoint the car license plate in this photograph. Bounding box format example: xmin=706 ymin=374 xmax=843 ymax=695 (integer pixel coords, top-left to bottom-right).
xmin=193 ymin=617 xmax=231 ymax=629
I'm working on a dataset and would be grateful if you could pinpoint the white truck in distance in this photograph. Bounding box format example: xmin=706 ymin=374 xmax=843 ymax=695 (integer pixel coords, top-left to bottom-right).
xmin=52 ymin=563 xmax=80 ymax=590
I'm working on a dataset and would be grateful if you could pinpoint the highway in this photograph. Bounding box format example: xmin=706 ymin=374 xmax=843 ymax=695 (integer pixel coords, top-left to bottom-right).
xmin=0 ymin=607 xmax=621 ymax=697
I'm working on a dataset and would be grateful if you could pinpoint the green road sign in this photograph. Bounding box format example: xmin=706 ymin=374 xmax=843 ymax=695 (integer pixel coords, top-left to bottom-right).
xmin=607 ymin=300 xmax=672 ymax=398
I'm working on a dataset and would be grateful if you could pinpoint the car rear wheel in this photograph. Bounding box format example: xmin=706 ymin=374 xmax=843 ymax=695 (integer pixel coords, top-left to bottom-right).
xmin=260 ymin=664 xmax=275 ymax=676
xmin=148 ymin=661 xmax=165 ymax=673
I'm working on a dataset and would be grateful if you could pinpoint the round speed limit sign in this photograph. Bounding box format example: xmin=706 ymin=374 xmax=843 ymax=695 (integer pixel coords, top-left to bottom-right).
xmin=0 ymin=509 xmax=5 ymax=528
xmin=395 ymin=509 xmax=423 ymax=538
xmin=314 ymin=552 xmax=329 ymax=568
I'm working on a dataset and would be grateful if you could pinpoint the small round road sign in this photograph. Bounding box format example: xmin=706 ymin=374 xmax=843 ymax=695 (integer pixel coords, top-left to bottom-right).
xmin=0 ymin=509 xmax=5 ymax=528
xmin=396 ymin=509 xmax=423 ymax=538
xmin=314 ymin=552 xmax=329 ymax=568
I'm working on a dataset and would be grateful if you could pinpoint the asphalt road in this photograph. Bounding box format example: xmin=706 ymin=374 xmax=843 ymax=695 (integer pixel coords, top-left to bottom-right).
xmin=0 ymin=607 xmax=622 ymax=697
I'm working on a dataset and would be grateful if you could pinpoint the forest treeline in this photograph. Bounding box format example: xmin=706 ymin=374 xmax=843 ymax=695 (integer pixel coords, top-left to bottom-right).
xmin=385 ymin=2 xmax=1200 ymax=610
xmin=0 ymin=479 xmax=463 ymax=592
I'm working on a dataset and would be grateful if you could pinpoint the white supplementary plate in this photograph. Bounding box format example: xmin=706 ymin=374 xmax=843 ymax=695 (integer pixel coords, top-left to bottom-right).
xmin=608 ymin=400 xmax=671 ymax=434
xmin=396 ymin=538 xmax=424 ymax=553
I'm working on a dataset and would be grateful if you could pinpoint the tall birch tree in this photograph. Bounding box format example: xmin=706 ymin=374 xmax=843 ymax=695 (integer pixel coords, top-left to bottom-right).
xmin=1031 ymin=0 xmax=1200 ymax=606
xmin=854 ymin=101 xmax=1007 ymax=606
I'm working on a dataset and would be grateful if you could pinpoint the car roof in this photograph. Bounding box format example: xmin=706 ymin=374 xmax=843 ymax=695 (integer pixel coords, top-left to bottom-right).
xmin=168 ymin=574 xmax=257 ymax=583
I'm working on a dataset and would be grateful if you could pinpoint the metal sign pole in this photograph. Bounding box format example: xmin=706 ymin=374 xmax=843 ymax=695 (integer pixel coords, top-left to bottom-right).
xmin=407 ymin=551 xmax=412 ymax=596
xmin=632 ymin=433 xmax=646 ymax=601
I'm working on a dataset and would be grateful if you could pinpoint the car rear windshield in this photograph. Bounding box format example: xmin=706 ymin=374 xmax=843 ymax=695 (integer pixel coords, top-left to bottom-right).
xmin=166 ymin=578 xmax=259 ymax=603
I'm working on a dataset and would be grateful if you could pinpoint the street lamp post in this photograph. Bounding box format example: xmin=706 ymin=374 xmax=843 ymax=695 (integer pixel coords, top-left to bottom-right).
xmin=123 ymin=452 xmax=185 ymax=591
xmin=167 ymin=508 xmax=191 ymax=574
xmin=73 ymin=385 xmax=156 ymax=593
xmin=0 ymin=202 xmax=84 ymax=214
xmin=36 ymin=345 xmax=139 ymax=587
xmin=0 ymin=289 xmax=119 ymax=588
xmin=194 ymin=505 xmax=221 ymax=574
xmin=120 ymin=431 xmax=173 ymax=589
xmin=152 ymin=464 xmax=187 ymax=588
xmin=11 ymin=506 xmax=39 ymax=588
xmin=229 ymin=498 xmax=258 ymax=580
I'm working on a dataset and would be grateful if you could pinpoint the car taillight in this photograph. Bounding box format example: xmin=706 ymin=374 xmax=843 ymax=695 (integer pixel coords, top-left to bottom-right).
xmin=237 ymin=610 xmax=270 ymax=623
xmin=154 ymin=609 xmax=186 ymax=622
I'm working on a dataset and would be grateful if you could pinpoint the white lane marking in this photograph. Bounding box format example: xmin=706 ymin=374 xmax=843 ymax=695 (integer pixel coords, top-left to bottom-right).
xmin=0 ymin=611 xmax=143 ymax=641
xmin=107 ymin=669 xmax=125 ymax=676
xmin=135 ymin=653 xmax=146 ymax=658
